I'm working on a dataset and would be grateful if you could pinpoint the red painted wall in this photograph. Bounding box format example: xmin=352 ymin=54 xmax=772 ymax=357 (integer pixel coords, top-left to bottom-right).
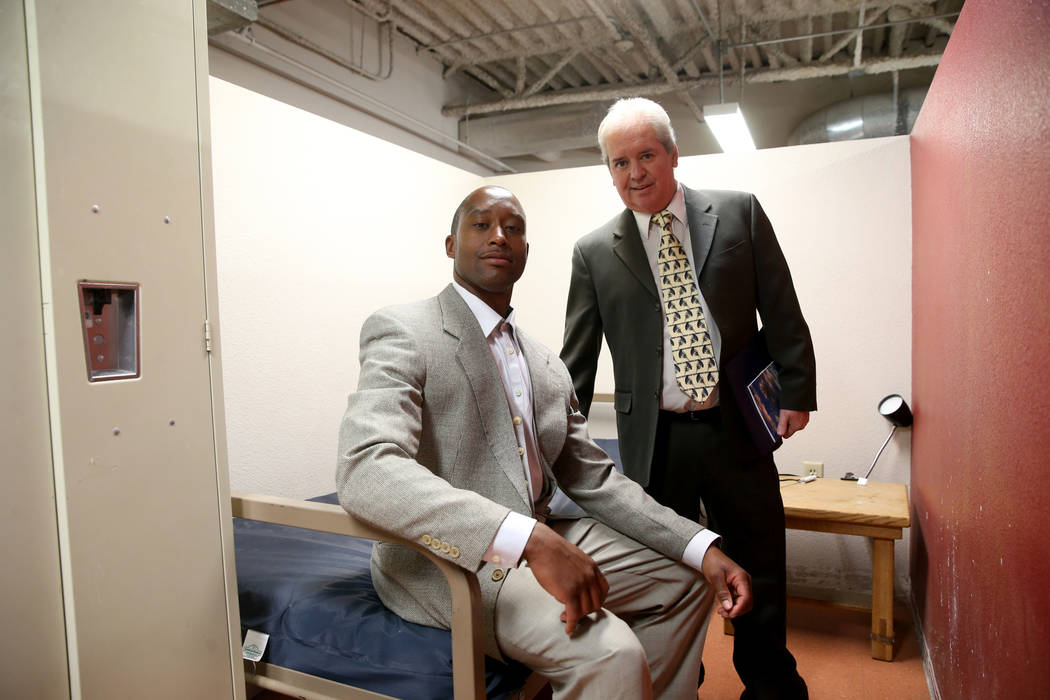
xmin=910 ymin=0 xmax=1050 ymax=696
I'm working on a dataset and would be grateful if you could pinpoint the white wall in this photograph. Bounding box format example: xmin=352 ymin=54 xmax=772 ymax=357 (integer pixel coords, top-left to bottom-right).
xmin=211 ymin=75 xmax=912 ymax=601
xmin=210 ymin=77 xmax=478 ymax=497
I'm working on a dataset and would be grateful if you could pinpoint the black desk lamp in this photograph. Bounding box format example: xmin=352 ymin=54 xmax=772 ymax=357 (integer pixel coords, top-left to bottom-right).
xmin=856 ymin=394 xmax=913 ymax=486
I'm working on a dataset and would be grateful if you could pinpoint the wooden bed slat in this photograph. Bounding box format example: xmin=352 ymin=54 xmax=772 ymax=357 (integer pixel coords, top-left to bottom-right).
xmin=245 ymin=661 xmax=393 ymax=699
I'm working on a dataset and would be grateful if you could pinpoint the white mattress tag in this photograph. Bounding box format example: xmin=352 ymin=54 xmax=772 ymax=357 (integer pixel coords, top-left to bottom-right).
xmin=242 ymin=629 xmax=269 ymax=662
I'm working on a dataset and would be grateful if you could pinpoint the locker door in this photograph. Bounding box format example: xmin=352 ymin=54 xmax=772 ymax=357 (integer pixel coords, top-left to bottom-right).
xmin=1 ymin=1 xmax=71 ymax=696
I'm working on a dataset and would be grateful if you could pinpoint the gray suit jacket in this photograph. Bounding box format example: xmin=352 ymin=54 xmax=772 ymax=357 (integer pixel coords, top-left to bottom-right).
xmin=337 ymin=284 xmax=704 ymax=657
xmin=561 ymin=188 xmax=817 ymax=485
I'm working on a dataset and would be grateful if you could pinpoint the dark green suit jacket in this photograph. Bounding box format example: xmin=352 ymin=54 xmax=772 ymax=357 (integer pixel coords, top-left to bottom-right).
xmin=561 ymin=187 xmax=817 ymax=484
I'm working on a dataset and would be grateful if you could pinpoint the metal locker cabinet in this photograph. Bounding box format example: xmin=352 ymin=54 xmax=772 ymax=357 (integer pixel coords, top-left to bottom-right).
xmin=8 ymin=1 xmax=244 ymax=696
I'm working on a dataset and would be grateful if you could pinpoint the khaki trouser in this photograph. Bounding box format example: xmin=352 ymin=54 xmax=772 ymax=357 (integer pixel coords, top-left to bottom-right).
xmin=494 ymin=517 xmax=714 ymax=700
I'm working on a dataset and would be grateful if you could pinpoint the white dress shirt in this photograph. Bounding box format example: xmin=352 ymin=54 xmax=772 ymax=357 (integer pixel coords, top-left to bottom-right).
xmin=451 ymin=282 xmax=718 ymax=571
xmin=632 ymin=184 xmax=722 ymax=412
xmin=452 ymin=282 xmax=539 ymax=567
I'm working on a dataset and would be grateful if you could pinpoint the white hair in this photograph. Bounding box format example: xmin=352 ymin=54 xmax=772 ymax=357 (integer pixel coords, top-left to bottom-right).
xmin=596 ymin=97 xmax=678 ymax=164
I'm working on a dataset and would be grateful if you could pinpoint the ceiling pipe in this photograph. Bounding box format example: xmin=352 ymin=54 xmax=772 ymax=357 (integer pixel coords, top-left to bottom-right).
xmin=689 ymin=0 xmax=718 ymax=44
xmin=854 ymin=0 xmax=867 ymax=68
xmin=888 ymin=6 xmax=910 ymax=57
xmin=254 ymin=14 xmax=392 ymax=80
xmin=352 ymin=0 xmax=514 ymax=96
xmin=727 ymin=11 xmax=959 ymax=52
xmin=800 ymin=15 xmax=814 ymax=63
xmin=752 ymin=52 xmax=941 ymax=82
xmin=213 ymin=28 xmax=516 ymax=173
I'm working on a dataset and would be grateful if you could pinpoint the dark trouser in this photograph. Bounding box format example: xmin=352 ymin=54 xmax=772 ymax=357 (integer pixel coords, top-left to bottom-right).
xmin=644 ymin=409 xmax=808 ymax=700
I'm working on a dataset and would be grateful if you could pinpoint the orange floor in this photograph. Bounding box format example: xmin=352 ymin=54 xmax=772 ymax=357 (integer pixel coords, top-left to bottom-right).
xmin=699 ymin=598 xmax=929 ymax=700
xmin=255 ymin=597 xmax=930 ymax=699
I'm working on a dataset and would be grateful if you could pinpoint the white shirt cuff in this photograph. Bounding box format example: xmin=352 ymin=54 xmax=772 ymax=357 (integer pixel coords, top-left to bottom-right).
xmin=483 ymin=511 xmax=537 ymax=567
xmin=681 ymin=529 xmax=722 ymax=571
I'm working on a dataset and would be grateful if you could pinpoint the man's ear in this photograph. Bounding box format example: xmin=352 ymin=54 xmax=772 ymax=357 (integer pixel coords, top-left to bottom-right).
xmin=671 ymin=145 xmax=679 ymax=168
xmin=445 ymin=234 xmax=455 ymax=259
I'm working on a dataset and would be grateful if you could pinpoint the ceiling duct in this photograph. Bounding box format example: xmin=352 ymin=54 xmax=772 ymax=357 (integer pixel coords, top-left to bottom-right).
xmin=459 ymin=102 xmax=608 ymax=160
xmin=207 ymin=0 xmax=258 ymax=36
xmin=789 ymin=87 xmax=927 ymax=145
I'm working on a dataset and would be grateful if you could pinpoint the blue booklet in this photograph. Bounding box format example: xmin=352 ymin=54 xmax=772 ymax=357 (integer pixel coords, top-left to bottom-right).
xmin=725 ymin=330 xmax=783 ymax=454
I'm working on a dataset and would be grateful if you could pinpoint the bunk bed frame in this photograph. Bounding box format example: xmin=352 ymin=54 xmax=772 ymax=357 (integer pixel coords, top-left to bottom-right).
xmin=231 ymin=493 xmax=545 ymax=700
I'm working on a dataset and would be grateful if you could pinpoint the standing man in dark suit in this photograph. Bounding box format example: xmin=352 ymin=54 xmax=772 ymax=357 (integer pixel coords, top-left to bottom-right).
xmin=561 ymin=98 xmax=816 ymax=699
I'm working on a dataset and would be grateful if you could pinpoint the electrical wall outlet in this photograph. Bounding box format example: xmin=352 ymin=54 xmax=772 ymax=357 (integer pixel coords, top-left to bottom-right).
xmin=803 ymin=461 xmax=824 ymax=478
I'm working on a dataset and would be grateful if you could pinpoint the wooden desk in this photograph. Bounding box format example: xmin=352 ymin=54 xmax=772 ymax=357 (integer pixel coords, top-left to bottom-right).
xmin=779 ymin=477 xmax=911 ymax=660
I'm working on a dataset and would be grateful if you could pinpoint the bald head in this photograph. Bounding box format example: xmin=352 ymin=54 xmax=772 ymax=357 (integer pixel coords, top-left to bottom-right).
xmin=450 ymin=186 xmax=521 ymax=238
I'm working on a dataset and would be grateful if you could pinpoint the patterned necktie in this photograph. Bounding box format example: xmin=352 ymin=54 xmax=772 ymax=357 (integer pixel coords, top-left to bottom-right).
xmin=652 ymin=210 xmax=718 ymax=403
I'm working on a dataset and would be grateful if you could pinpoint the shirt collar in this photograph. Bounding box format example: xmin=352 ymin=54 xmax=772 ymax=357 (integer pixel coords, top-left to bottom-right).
xmin=451 ymin=280 xmax=516 ymax=337
xmin=632 ymin=183 xmax=686 ymax=239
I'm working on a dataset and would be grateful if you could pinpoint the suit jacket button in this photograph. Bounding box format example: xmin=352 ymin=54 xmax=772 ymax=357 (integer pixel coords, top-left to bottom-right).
xmin=421 ymin=535 xmax=432 ymax=545
xmin=449 ymin=547 xmax=460 ymax=558
xmin=491 ymin=568 xmax=505 ymax=582
xmin=431 ymin=538 xmax=442 ymax=549
xmin=441 ymin=542 xmax=451 ymax=553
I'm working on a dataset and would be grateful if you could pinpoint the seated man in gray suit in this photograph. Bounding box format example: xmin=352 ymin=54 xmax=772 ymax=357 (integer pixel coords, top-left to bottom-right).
xmin=337 ymin=185 xmax=752 ymax=699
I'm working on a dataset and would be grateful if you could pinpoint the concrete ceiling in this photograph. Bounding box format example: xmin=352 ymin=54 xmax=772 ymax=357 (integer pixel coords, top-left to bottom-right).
xmin=209 ymin=0 xmax=963 ymax=172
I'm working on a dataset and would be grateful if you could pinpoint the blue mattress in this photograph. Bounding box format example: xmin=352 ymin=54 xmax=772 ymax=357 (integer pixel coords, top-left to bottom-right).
xmin=234 ymin=493 xmax=529 ymax=699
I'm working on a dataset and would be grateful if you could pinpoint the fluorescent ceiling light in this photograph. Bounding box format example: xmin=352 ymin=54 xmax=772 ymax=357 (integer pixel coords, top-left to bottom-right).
xmin=703 ymin=102 xmax=756 ymax=153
